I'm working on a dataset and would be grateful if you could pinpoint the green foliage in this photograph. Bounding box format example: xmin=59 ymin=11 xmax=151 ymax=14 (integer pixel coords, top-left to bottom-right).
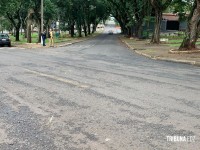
xmin=0 ymin=0 xmax=195 ymax=45
xmin=43 ymin=0 xmax=58 ymax=28
xmin=0 ymin=17 xmax=13 ymax=32
xmin=166 ymin=0 xmax=194 ymax=21
xmin=55 ymin=0 xmax=109 ymax=37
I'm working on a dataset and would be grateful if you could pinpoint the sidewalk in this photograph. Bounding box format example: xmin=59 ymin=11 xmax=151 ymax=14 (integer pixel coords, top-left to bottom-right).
xmin=120 ymin=37 xmax=200 ymax=66
xmin=14 ymin=38 xmax=82 ymax=49
xmin=13 ymin=33 xmax=100 ymax=49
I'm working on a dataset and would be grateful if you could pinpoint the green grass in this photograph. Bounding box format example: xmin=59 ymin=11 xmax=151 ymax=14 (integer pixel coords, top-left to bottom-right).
xmin=10 ymin=31 xmax=100 ymax=45
xmin=10 ymin=33 xmax=75 ymax=45
xmin=10 ymin=33 xmax=38 ymax=44
xmin=127 ymin=33 xmax=200 ymax=48
xmin=168 ymin=39 xmax=200 ymax=47
xmin=52 ymin=37 xmax=73 ymax=43
xmin=168 ymin=39 xmax=183 ymax=44
xmin=169 ymin=43 xmax=181 ymax=47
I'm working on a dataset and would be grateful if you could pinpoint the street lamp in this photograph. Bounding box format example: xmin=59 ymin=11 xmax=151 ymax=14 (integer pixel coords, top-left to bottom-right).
xmin=41 ymin=0 xmax=44 ymax=33
xmin=41 ymin=0 xmax=44 ymax=44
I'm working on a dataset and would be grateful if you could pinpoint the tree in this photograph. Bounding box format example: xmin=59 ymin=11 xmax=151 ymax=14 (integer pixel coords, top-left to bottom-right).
xmin=0 ymin=0 xmax=25 ymax=41
xmin=44 ymin=0 xmax=58 ymax=31
xmin=132 ymin=0 xmax=150 ymax=38
xmin=57 ymin=0 xmax=108 ymax=37
xmin=106 ymin=0 xmax=130 ymax=35
xmin=56 ymin=0 xmax=74 ymax=36
xmin=27 ymin=8 xmax=34 ymax=43
xmin=105 ymin=0 xmax=151 ymax=38
xmin=0 ymin=17 xmax=13 ymax=33
xmin=179 ymin=0 xmax=200 ymax=50
xmin=150 ymin=0 xmax=172 ymax=44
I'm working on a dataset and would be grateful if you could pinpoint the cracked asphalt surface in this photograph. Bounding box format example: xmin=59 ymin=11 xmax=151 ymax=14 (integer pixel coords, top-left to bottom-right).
xmin=0 ymin=29 xmax=200 ymax=150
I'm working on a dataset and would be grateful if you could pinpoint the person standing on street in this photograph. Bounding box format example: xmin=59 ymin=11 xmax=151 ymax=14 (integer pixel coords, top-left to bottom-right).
xmin=48 ymin=29 xmax=54 ymax=47
xmin=41 ymin=30 xmax=46 ymax=46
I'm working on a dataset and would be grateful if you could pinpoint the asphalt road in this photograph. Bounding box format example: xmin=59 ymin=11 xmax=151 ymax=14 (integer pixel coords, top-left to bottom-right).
xmin=0 ymin=30 xmax=200 ymax=150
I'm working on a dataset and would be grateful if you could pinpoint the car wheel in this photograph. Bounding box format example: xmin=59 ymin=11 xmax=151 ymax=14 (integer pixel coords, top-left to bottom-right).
xmin=8 ymin=43 xmax=11 ymax=47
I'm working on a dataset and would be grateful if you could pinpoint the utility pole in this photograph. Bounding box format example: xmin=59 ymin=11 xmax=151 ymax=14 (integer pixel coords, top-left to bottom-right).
xmin=41 ymin=0 xmax=44 ymax=33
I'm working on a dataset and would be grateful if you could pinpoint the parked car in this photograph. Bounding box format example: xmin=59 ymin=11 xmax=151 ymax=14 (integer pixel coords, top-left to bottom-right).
xmin=108 ymin=30 xmax=114 ymax=35
xmin=0 ymin=33 xmax=11 ymax=47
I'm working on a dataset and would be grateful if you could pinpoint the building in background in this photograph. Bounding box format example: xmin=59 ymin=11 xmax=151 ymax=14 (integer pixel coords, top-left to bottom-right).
xmin=161 ymin=13 xmax=187 ymax=32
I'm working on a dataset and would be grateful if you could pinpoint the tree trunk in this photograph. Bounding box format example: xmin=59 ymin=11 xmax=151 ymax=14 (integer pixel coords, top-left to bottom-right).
xmin=138 ymin=25 xmax=143 ymax=39
xmin=15 ymin=27 xmax=20 ymax=41
xmin=118 ymin=21 xmax=127 ymax=35
xmin=15 ymin=22 xmax=21 ymax=41
xmin=128 ymin=27 xmax=131 ymax=37
xmin=150 ymin=0 xmax=173 ymax=43
xmin=151 ymin=10 xmax=162 ymax=43
xmin=83 ymin=22 xmax=87 ymax=37
xmin=13 ymin=28 xmax=16 ymax=37
xmin=22 ymin=20 xmax=27 ymax=38
xmin=24 ymin=28 xmax=27 ymax=38
xmin=70 ymin=24 xmax=75 ymax=37
xmin=179 ymin=0 xmax=200 ymax=50
xmin=92 ymin=24 xmax=96 ymax=33
xmin=38 ymin=24 xmax=41 ymax=43
xmin=135 ymin=20 xmax=143 ymax=38
xmin=78 ymin=25 xmax=82 ymax=37
xmin=27 ymin=22 xmax=32 ymax=43
xmin=87 ymin=23 xmax=91 ymax=35
xmin=130 ymin=26 xmax=133 ymax=37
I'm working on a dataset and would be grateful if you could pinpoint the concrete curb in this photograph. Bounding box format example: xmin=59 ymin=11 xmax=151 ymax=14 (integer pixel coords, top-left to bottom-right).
xmin=56 ymin=37 xmax=91 ymax=47
xmin=169 ymin=49 xmax=200 ymax=54
xmin=55 ymin=43 xmax=72 ymax=47
xmin=57 ymin=39 xmax=86 ymax=47
xmin=120 ymin=38 xmax=200 ymax=67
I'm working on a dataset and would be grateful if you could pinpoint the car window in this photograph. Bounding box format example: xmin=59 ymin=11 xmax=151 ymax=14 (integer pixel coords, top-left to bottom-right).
xmin=0 ymin=34 xmax=9 ymax=38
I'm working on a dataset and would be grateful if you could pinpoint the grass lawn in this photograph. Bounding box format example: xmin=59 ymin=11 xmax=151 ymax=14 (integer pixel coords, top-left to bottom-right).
xmin=160 ymin=36 xmax=200 ymax=48
xmin=169 ymin=40 xmax=200 ymax=47
xmin=10 ymin=31 xmax=101 ymax=45
xmin=10 ymin=33 xmax=39 ymax=44
xmin=10 ymin=32 xmax=73 ymax=44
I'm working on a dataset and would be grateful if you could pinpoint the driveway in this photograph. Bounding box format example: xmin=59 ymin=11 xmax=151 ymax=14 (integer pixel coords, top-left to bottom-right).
xmin=0 ymin=32 xmax=200 ymax=150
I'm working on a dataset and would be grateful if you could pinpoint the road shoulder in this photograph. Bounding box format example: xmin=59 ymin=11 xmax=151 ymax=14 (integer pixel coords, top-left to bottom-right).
xmin=120 ymin=36 xmax=200 ymax=67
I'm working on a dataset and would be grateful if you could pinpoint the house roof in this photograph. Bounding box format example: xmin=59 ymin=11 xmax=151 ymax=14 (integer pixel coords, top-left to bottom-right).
xmin=162 ymin=13 xmax=179 ymax=21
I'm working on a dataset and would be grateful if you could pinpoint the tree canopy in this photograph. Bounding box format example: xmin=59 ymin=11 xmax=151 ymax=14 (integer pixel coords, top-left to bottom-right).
xmin=0 ymin=0 xmax=199 ymax=50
